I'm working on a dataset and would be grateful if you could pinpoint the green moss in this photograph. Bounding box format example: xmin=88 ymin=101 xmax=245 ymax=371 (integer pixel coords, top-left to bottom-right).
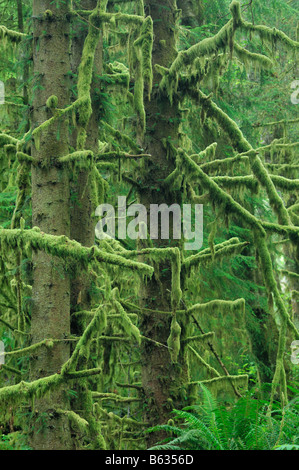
xmin=59 ymin=150 xmax=94 ymax=168
xmin=4 ymin=339 xmax=55 ymax=359
xmin=190 ymin=374 xmax=248 ymax=396
xmin=183 ymin=332 xmax=215 ymax=346
xmin=195 ymin=91 xmax=291 ymax=227
xmin=134 ymin=16 xmax=154 ymax=100
xmin=280 ymin=270 xmax=299 ymax=280
xmin=167 ymin=316 xmax=181 ymax=363
xmin=74 ymin=5 xmax=115 ymax=151
xmin=92 ymin=392 xmax=141 ymax=403
xmin=188 ymin=345 xmax=220 ymax=378
xmin=46 ymin=95 xmax=58 ymax=109
xmin=184 ymin=240 xmax=249 ymax=269
xmin=100 ymin=121 xmax=141 ymax=153
xmin=0 ymin=133 xmax=19 ymax=146
xmin=0 ymin=25 xmax=26 ymax=45
xmin=208 ymin=219 xmax=217 ymax=259
xmin=112 ymin=289 xmax=142 ymax=345
xmin=233 ymin=42 xmax=273 ymax=71
xmin=240 ymin=15 xmax=299 ymax=51
xmin=159 ymin=17 xmax=235 ymax=101
xmin=56 ymin=409 xmax=89 ymax=434
xmin=0 ymin=228 xmax=154 ymax=275
xmin=16 ymin=152 xmax=36 ymax=164
xmin=171 ymin=248 xmax=182 ymax=310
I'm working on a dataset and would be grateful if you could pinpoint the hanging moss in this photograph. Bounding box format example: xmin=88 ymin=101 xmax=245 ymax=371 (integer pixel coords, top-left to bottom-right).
xmin=16 ymin=152 xmax=36 ymax=165
xmin=62 ymin=305 xmax=107 ymax=375
xmin=190 ymin=374 xmax=248 ymax=396
xmin=190 ymin=142 xmax=217 ymax=166
xmin=132 ymin=41 xmax=145 ymax=136
xmin=0 ymin=134 xmax=19 ymax=146
xmin=262 ymin=221 xmax=299 ymax=239
xmin=187 ymin=298 xmax=245 ymax=318
xmin=0 ymin=363 xmax=104 ymax=408
xmin=234 ymin=4 xmax=299 ymax=50
xmin=167 ymin=315 xmax=181 ymax=363
xmin=0 ymin=25 xmax=26 ymax=44
xmin=170 ymin=248 xmax=182 ymax=310
xmin=281 ymin=270 xmax=299 ymax=280
xmin=292 ymin=290 xmax=299 ymax=299
xmin=134 ymin=16 xmax=153 ymax=100
xmin=97 ymin=405 xmax=144 ymax=427
xmin=193 ymin=91 xmax=291 ymax=227
xmin=0 ymin=228 xmax=154 ymax=275
xmin=233 ymin=42 xmax=273 ymax=71
xmin=208 ymin=219 xmax=217 ymax=260
xmin=184 ymin=240 xmax=249 ymax=270
xmin=46 ymin=94 xmax=59 ymax=110
xmin=3 ymin=338 xmax=55 ymax=359
xmin=11 ymin=163 xmax=30 ymax=230
xmin=0 ymin=364 xmax=22 ymax=377
xmin=159 ymin=17 xmax=235 ymax=101
xmin=188 ymin=345 xmax=220 ymax=378
xmin=177 ymin=145 xmax=299 ymax=404
xmin=178 ymin=147 xmax=264 ymax=231
xmin=76 ymin=6 xmax=102 ymax=149
xmin=105 ymin=71 xmax=129 ymax=87
xmin=100 ymin=121 xmax=141 ymax=153
xmin=59 ymin=150 xmax=94 ymax=168
xmin=111 ymin=289 xmax=142 ymax=345
xmin=183 ymin=332 xmax=215 ymax=346
xmin=92 ymin=392 xmax=141 ymax=403
xmin=136 ymin=0 xmax=144 ymax=16
xmin=270 ymin=175 xmax=299 ymax=191
xmin=56 ymin=409 xmax=89 ymax=435
xmin=211 ymin=176 xmax=259 ymax=193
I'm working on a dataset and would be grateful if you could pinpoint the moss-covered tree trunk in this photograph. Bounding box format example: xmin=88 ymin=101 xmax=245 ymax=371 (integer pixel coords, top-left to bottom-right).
xmin=70 ymin=0 xmax=102 ymax=305
xmin=29 ymin=0 xmax=73 ymax=450
xmin=177 ymin=0 xmax=203 ymax=27
xmin=139 ymin=0 xmax=189 ymax=440
xmin=69 ymin=0 xmax=105 ymax=449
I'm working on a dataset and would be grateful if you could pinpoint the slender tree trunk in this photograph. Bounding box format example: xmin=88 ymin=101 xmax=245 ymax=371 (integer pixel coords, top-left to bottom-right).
xmin=29 ymin=0 xmax=73 ymax=450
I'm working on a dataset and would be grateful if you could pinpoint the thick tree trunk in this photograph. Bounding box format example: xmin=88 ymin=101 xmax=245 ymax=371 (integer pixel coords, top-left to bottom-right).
xmin=70 ymin=0 xmax=102 ymax=316
xmin=69 ymin=0 xmax=105 ymax=449
xmin=139 ymin=1 xmax=189 ymax=441
xmin=29 ymin=0 xmax=73 ymax=450
xmin=177 ymin=0 xmax=203 ymax=27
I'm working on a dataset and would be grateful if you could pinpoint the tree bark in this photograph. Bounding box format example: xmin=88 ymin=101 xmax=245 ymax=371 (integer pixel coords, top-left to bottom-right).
xmin=29 ymin=0 xmax=73 ymax=450
xmin=70 ymin=0 xmax=102 ymax=318
xmin=69 ymin=0 xmax=105 ymax=449
xmin=139 ymin=0 xmax=189 ymax=442
xmin=177 ymin=0 xmax=203 ymax=27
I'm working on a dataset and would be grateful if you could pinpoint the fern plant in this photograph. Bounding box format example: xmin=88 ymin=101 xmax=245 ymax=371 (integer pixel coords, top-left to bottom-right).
xmin=148 ymin=385 xmax=299 ymax=450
